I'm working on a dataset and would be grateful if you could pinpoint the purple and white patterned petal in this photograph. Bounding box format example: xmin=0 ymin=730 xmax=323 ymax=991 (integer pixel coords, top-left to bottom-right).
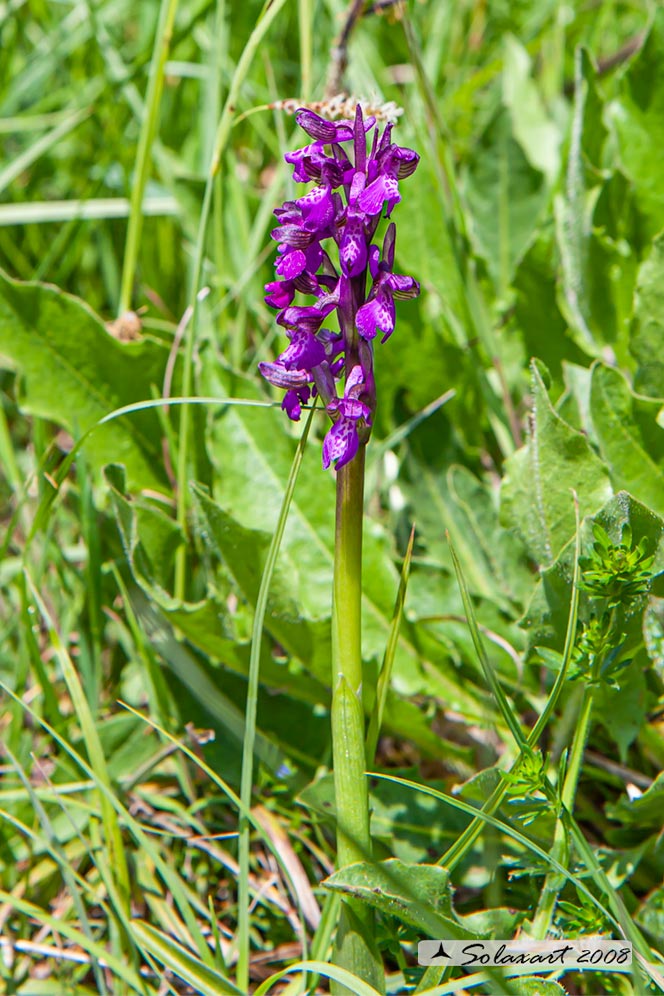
xmin=296 ymin=183 xmax=335 ymax=232
xmin=322 ymin=417 xmax=360 ymax=470
xmin=280 ymin=329 xmax=327 ymax=370
xmin=275 ymin=247 xmax=307 ymax=280
xmin=264 ymin=279 xmax=296 ymax=309
xmin=358 ymin=174 xmax=401 ymax=217
xmin=356 ymin=290 xmax=395 ymax=341
xmin=339 ymin=213 xmax=368 ymax=277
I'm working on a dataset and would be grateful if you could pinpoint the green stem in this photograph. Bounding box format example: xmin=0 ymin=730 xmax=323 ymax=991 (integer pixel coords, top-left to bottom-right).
xmin=331 ymin=449 xmax=369 ymax=869
xmin=118 ymin=0 xmax=179 ymax=315
xmin=330 ymin=448 xmax=384 ymax=994
xmin=530 ymin=683 xmax=595 ymax=939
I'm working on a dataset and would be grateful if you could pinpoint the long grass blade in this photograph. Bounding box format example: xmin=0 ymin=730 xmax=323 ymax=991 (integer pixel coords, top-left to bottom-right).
xmin=174 ymin=0 xmax=290 ymax=600
xmin=118 ymin=0 xmax=180 ymax=313
xmin=447 ymin=533 xmax=526 ymax=748
xmin=237 ymin=401 xmax=316 ymax=992
xmin=130 ymin=921 xmax=243 ymax=996
xmin=23 ymin=570 xmax=131 ymax=912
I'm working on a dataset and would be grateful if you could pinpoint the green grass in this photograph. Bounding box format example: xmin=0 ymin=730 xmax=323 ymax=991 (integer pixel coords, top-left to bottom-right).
xmin=1 ymin=0 xmax=664 ymax=993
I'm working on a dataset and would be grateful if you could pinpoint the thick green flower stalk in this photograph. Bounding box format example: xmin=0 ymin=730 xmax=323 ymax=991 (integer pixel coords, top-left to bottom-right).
xmin=260 ymin=104 xmax=419 ymax=989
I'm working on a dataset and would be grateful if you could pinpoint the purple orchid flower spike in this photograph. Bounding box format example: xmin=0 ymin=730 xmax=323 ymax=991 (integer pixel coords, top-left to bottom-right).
xmin=259 ymin=103 xmax=419 ymax=468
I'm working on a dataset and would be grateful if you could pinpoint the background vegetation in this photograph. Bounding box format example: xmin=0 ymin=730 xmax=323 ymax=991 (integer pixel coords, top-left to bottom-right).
xmin=1 ymin=0 xmax=663 ymax=993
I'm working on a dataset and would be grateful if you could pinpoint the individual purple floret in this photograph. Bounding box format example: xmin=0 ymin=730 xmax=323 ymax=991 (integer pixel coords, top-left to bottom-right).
xmin=260 ymin=104 xmax=419 ymax=470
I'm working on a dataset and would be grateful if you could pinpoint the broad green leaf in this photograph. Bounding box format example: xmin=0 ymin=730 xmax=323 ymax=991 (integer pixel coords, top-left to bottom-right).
xmin=636 ymin=884 xmax=664 ymax=941
xmin=401 ymin=456 xmax=532 ymax=610
xmin=555 ymin=49 xmax=634 ymax=360
xmin=323 ymin=859 xmax=481 ymax=940
xmin=104 ymin=465 xmax=329 ymax=762
xmin=192 ymin=483 xmax=333 ymax=684
xmin=609 ymin=8 xmax=664 ymax=241
xmin=644 ymin=597 xmax=664 ymax=678
xmin=501 ymin=361 xmax=612 ymax=565
xmin=630 ymin=231 xmax=664 ymax=397
xmin=594 ymin=654 xmax=649 ymax=760
xmin=396 ymin=157 xmax=474 ymax=348
xmin=465 ymin=106 xmax=547 ymax=290
xmin=589 ymin=363 xmax=664 ymax=516
xmin=502 ymin=35 xmax=560 ymax=185
xmin=0 ymin=269 xmax=170 ymax=489
xmin=374 ymin=316 xmax=483 ymax=450
xmin=606 ymin=772 xmax=664 ymax=832
xmin=447 ymin=464 xmax=533 ymax=605
xmin=512 ymin=232 xmax=589 ymax=385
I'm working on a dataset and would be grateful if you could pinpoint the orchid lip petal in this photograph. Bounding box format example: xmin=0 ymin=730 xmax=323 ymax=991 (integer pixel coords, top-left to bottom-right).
xmin=322 ymin=417 xmax=360 ymax=470
xmin=282 ymin=386 xmax=310 ymax=421
xmin=275 ymin=249 xmax=306 ymax=280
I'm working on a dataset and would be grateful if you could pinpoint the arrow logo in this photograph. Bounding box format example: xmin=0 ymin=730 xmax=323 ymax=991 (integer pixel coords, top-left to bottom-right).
xmin=432 ymin=942 xmax=451 ymax=959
